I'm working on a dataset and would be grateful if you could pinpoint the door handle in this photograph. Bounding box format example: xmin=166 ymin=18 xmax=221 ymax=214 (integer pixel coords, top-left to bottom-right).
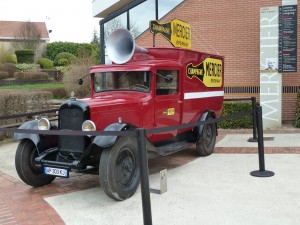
xmin=178 ymin=100 xmax=183 ymax=104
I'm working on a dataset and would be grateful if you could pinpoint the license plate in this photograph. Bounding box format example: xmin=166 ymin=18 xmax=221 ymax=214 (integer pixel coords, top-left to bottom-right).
xmin=44 ymin=166 xmax=69 ymax=178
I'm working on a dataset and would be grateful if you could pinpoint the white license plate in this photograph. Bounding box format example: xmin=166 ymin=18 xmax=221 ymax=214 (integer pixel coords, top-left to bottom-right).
xmin=44 ymin=166 xmax=69 ymax=177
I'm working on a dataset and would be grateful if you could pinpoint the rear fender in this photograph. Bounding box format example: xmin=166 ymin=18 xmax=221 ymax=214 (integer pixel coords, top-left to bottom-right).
xmin=196 ymin=111 xmax=217 ymax=139
xmin=13 ymin=120 xmax=58 ymax=153
xmin=93 ymin=123 xmax=130 ymax=148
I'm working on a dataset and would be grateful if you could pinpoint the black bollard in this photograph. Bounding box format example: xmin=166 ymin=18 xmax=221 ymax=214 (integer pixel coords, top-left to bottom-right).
xmin=250 ymin=106 xmax=274 ymax=177
xmin=137 ymin=128 xmax=153 ymax=225
xmin=248 ymin=97 xmax=258 ymax=142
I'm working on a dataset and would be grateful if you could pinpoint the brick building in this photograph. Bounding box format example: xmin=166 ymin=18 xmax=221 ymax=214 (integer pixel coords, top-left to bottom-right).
xmin=135 ymin=0 xmax=299 ymax=123
xmin=0 ymin=21 xmax=50 ymax=57
xmin=94 ymin=0 xmax=299 ymax=123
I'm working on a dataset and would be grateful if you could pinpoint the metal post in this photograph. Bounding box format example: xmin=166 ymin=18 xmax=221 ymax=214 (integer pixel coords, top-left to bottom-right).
xmin=248 ymin=97 xmax=258 ymax=142
xmin=153 ymin=0 xmax=158 ymax=47
xmin=137 ymin=129 xmax=153 ymax=225
xmin=100 ymin=21 xmax=105 ymax=64
xmin=250 ymin=106 xmax=274 ymax=177
xmin=127 ymin=11 xmax=130 ymax=30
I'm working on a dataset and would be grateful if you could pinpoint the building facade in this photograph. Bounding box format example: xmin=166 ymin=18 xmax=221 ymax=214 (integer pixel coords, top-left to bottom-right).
xmin=0 ymin=21 xmax=50 ymax=57
xmin=94 ymin=0 xmax=299 ymax=123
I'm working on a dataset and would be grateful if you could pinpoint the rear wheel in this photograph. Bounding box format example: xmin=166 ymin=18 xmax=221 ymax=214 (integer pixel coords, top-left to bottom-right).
xmin=15 ymin=139 xmax=55 ymax=187
xmin=99 ymin=136 xmax=140 ymax=201
xmin=195 ymin=117 xmax=217 ymax=156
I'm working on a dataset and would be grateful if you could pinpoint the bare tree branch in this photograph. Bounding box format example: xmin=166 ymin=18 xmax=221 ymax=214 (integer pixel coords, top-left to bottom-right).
xmin=13 ymin=21 xmax=42 ymax=51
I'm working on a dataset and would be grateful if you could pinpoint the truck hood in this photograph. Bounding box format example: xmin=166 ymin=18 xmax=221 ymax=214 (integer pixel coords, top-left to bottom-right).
xmin=80 ymin=92 xmax=151 ymax=129
xmin=82 ymin=91 xmax=149 ymax=108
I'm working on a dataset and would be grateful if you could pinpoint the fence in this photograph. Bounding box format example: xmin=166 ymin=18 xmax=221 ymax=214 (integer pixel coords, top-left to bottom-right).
xmin=0 ymin=97 xmax=274 ymax=225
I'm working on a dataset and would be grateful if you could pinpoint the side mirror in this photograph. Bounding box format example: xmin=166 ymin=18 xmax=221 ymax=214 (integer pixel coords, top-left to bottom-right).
xmin=78 ymin=78 xmax=83 ymax=85
xmin=165 ymin=75 xmax=173 ymax=83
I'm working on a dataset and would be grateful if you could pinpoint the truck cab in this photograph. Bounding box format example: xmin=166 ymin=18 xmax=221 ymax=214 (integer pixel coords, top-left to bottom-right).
xmin=14 ymin=29 xmax=224 ymax=201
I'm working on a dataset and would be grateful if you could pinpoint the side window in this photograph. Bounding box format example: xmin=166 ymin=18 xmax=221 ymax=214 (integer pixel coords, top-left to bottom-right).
xmin=156 ymin=70 xmax=179 ymax=95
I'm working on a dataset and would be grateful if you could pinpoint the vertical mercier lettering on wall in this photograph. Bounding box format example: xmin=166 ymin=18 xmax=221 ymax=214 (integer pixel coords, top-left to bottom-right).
xmin=260 ymin=7 xmax=282 ymax=129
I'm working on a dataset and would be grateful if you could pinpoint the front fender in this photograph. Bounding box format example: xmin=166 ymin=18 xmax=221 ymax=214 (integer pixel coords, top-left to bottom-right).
xmin=13 ymin=120 xmax=58 ymax=152
xmin=93 ymin=123 xmax=129 ymax=148
xmin=14 ymin=120 xmax=40 ymax=146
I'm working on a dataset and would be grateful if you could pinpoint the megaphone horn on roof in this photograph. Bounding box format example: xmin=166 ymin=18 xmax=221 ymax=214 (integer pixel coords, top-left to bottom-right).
xmin=106 ymin=29 xmax=148 ymax=64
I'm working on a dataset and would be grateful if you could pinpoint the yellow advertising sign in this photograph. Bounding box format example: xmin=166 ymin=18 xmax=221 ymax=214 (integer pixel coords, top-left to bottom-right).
xmin=170 ymin=19 xmax=191 ymax=49
xmin=186 ymin=58 xmax=223 ymax=87
xmin=150 ymin=19 xmax=191 ymax=49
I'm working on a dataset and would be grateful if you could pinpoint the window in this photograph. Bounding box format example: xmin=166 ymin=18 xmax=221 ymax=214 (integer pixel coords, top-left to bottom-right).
xmin=129 ymin=0 xmax=184 ymax=37
xmin=94 ymin=71 xmax=151 ymax=93
xmin=100 ymin=0 xmax=184 ymax=64
xmin=156 ymin=70 xmax=178 ymax=95
xmin=158 ymin=0 xmax=184 ymax=19
xmin=104 ymin=13 xmax=127 ymax=43
xmin=129 ymin=0 xmax=155 ymax=37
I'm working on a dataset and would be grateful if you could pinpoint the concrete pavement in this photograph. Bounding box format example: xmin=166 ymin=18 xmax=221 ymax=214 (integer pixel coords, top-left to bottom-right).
xmin=44 ymin=154 xmax=300 ymax=225
xmin=0 ymin=129 xmax=300 ymax=225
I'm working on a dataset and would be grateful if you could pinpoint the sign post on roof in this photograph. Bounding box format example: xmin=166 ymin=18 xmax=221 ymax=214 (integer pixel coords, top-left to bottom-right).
xmin=150 ymin=19 xmax=192 ymax=49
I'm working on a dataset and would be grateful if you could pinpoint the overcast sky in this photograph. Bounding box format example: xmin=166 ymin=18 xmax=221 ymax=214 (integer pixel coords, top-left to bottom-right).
xmin=0 ymin=0 xmax=101 ymax=43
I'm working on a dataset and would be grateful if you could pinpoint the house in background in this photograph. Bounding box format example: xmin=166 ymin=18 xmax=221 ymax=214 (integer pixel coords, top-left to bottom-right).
xmin=0 ymin=21 xmax=50 ymax=57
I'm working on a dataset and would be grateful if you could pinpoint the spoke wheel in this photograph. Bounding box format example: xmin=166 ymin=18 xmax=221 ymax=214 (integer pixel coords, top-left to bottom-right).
xmin=99 ymin=136 xmax=140 ymax=201
xmin=15 ymin=139 xmax=55 ymax=187
xmin=195 ymin=118 xmax=217 ymax=156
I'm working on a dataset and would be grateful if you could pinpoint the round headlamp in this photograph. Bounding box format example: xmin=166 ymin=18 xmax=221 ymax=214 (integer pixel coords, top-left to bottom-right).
xmin=38 ymin=118 xmax=50 ymax=130
xmin=82 ymin=120 xmax=96 ymax=132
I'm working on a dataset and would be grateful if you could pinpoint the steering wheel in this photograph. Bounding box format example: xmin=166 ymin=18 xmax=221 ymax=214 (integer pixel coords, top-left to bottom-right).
xmin=129 ymin=84 xmax=149 ymax=91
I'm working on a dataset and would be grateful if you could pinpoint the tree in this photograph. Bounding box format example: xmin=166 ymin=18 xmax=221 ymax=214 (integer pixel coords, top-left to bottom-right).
xmin=90 ymin=30 xmax=101 ymax=64
xmin=91 ymin=29 xmax=100 ymax=47
xmin=102 ymin=18 xmax=140 ymax=43
xmin=13 ymin=21 xmax=42 ymax=51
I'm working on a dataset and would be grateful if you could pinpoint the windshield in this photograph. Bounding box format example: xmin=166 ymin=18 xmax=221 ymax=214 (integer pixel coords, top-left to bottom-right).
xmin=94 ymin=71 xmax=151 ymax=93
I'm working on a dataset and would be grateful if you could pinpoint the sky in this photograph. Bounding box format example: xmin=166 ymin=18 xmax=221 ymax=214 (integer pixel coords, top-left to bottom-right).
xmin=0 ymin=0 xmax=101 ymax=43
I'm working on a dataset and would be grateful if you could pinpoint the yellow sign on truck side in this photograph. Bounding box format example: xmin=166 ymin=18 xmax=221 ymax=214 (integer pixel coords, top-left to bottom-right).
xmin=186 ymin=58 xmax=223 ymax=87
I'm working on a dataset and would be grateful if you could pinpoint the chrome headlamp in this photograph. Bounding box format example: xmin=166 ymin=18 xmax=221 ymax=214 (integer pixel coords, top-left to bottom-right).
xmin=38 ymin=118 xmax=50 ymax=130
xmin=82 ymin=120 xmax=96 ymax=132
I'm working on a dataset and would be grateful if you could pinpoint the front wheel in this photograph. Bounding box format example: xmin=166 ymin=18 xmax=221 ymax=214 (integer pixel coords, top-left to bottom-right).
xmin=15 ymin=139 xmax=55 ymax=187
xmin=195 ymin=117 xmax=217 ymax=156
xmin=99 ymin=136 xmax=140 ymax=201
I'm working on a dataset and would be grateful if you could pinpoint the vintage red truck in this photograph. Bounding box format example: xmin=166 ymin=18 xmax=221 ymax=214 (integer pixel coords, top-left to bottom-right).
xmin=14 ymin=29 xmax=224 ymax=201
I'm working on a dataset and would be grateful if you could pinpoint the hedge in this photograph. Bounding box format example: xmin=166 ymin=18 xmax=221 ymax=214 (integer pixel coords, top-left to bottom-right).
xmin=16 ymin=63 xmax=38 ymax=72
xmin=0 ymin=90 xmax=53 ymax=141
xmin=37 ymin=58 xmax=54 ymax=69
xmin=54 ymin=52 xmax=77 ymax=66
xmin=218 ymin=101 xmax=253 ymax=129
xmin=43 ymin=87 xmax=68 ymax=99
xmin=45 ymin=42 xmax=98 ymax=61
xmin=14 ymin=72 xmax=50 ymax=80
xmin=0 ymin=71 xmax=9 ymax=79
xmin=296 ymin=90 xmax=300 ymax=128
xmin=0 ymin=63 xmax=17 ymax=77
xmin=15 ymin=49 xmax=35 ymax=63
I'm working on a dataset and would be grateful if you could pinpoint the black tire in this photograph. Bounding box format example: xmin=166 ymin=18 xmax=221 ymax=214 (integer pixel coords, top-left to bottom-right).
xmin=15 ymin=139 xmax=55 ymax=187
xmin=195 ymin=117 xmax=217 ymax=156
xmin=99 ymin=136 xmax=140 ymax=201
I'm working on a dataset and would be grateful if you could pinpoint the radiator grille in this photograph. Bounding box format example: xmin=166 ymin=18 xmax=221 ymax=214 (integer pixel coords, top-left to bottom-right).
xmin=58 ymin=107 xmax=87 ymax=156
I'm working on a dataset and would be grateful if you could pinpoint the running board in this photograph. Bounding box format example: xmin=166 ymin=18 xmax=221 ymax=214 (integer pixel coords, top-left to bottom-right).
xmin=156 ymin=141 xmax=194 ymax=156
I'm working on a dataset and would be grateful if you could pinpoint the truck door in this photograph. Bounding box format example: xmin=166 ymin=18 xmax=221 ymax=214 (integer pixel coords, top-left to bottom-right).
xmin=152 ymin=69 xmax=182 ymax=142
